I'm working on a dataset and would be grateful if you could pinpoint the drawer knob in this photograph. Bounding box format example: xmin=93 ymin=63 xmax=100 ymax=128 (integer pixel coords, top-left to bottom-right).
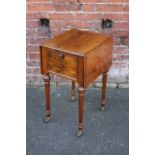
xmin=59 ymin=53 xmax=65 ymax=59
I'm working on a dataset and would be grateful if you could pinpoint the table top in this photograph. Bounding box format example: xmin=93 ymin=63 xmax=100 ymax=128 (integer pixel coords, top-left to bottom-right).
xmin=41 ymin=29 xmax=111 ymax=56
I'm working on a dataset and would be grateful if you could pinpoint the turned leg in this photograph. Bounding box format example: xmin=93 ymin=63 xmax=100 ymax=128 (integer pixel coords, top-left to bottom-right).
xmin=100 ymin=72 xmax=108 ymax=111
xmin=43 ymin=73 xmax=51 ymax=122
xmin=69 ymin=81 xmax=76 ymax=102
xmin=77 ymin=87 xmax=85 ymax=137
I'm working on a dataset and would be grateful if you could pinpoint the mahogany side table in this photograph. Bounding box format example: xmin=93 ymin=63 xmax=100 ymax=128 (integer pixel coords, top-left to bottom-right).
xmin=40 ymin=29 xmax=112 ymax=136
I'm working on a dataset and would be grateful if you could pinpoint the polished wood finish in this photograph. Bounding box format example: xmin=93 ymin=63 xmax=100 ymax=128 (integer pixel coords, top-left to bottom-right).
xmin=69 ymin=81 xmax=76 ymax=102
xmin=40 ymin=46 xmax=48 ymax=74
xmin=85 ymin=39 xmax=112 ymax=88
xmin=41 ymin=29 xmax=110 ymax=56
xmin=43 ymin=73 xmax=51 ymax=122
xmin=101 ymin=72 xmax=108 ymax=111
xmin=40 ymin=29 xmax=113 ymax=136
xmin=46 ymin=49 xmax=77 ymax=79
xmin=77 ymin=87 xmax=85 ymax=137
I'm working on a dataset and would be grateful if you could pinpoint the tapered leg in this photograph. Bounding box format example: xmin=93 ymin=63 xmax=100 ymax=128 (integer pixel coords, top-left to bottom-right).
xmin=69 ymin=81 xmax=76 ymax=102
xmin=77 ymin=87 xmax=85 ymax=137
xmin=100 ymin=72 xmax=108 ymax=111
xmin=43 ymin=73 xmax=51 ymax=122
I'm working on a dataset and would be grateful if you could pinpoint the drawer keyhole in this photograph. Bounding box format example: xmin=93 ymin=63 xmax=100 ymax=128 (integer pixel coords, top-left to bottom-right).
xmin=59 ymin=53 xmax=65 ymax=59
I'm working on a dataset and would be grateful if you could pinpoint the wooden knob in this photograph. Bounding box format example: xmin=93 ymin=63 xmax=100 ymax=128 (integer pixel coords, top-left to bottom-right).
xmin=59 ymin=53 xmax=64 ymax=59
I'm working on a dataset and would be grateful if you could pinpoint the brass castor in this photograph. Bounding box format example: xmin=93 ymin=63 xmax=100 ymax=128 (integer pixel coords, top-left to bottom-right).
xmin=44 ymin=116 xmax=51 ymax=123
xmin=69 ymin=96 xmax=76 ymax=102
xmin=77 ymin=129 xmax=83 ymax=137
xmin=99 ymin=106 xmax=105 ymax=111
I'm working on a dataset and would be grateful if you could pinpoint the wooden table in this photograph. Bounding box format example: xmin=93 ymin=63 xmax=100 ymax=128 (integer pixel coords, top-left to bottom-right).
xmin=40 ymin=29 xmax=113 ymax=136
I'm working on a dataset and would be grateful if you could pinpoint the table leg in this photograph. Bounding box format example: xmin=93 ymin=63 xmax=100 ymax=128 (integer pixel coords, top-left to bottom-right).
xmin=69 ymin=81 xmax=76 ymax=102
xmin=77 ymin=87 xmax=85 ymax=137
xmin=100 ymin=72 xmax=108 ymax=111
xmin=43 ymin=73 xmax=51 ymax=122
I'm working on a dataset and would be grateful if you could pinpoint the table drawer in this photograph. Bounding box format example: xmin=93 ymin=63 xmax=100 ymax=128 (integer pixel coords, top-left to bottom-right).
xmin=47 ymin=49 xmax=77 ymax=78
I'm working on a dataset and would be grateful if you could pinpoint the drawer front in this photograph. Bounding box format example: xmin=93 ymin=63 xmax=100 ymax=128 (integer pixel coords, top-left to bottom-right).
xmin=47 ymin=49 xmax=77 ymax=78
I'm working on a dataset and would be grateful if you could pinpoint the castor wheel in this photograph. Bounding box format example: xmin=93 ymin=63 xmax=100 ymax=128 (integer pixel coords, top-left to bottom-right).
xmin=76 ymin=129 xmax=83 ymax=137
xmin=44 ymin=116 xmax=51 ymax=123
xmin=69 ymin=96 xmax=76 ymax=102
xmin=99 ymin=106 xmax=105 ymax=111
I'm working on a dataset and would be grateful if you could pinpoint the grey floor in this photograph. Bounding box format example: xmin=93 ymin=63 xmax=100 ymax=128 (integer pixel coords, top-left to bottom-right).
xmin=26 ymin=85 xmax=129 ymax=155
